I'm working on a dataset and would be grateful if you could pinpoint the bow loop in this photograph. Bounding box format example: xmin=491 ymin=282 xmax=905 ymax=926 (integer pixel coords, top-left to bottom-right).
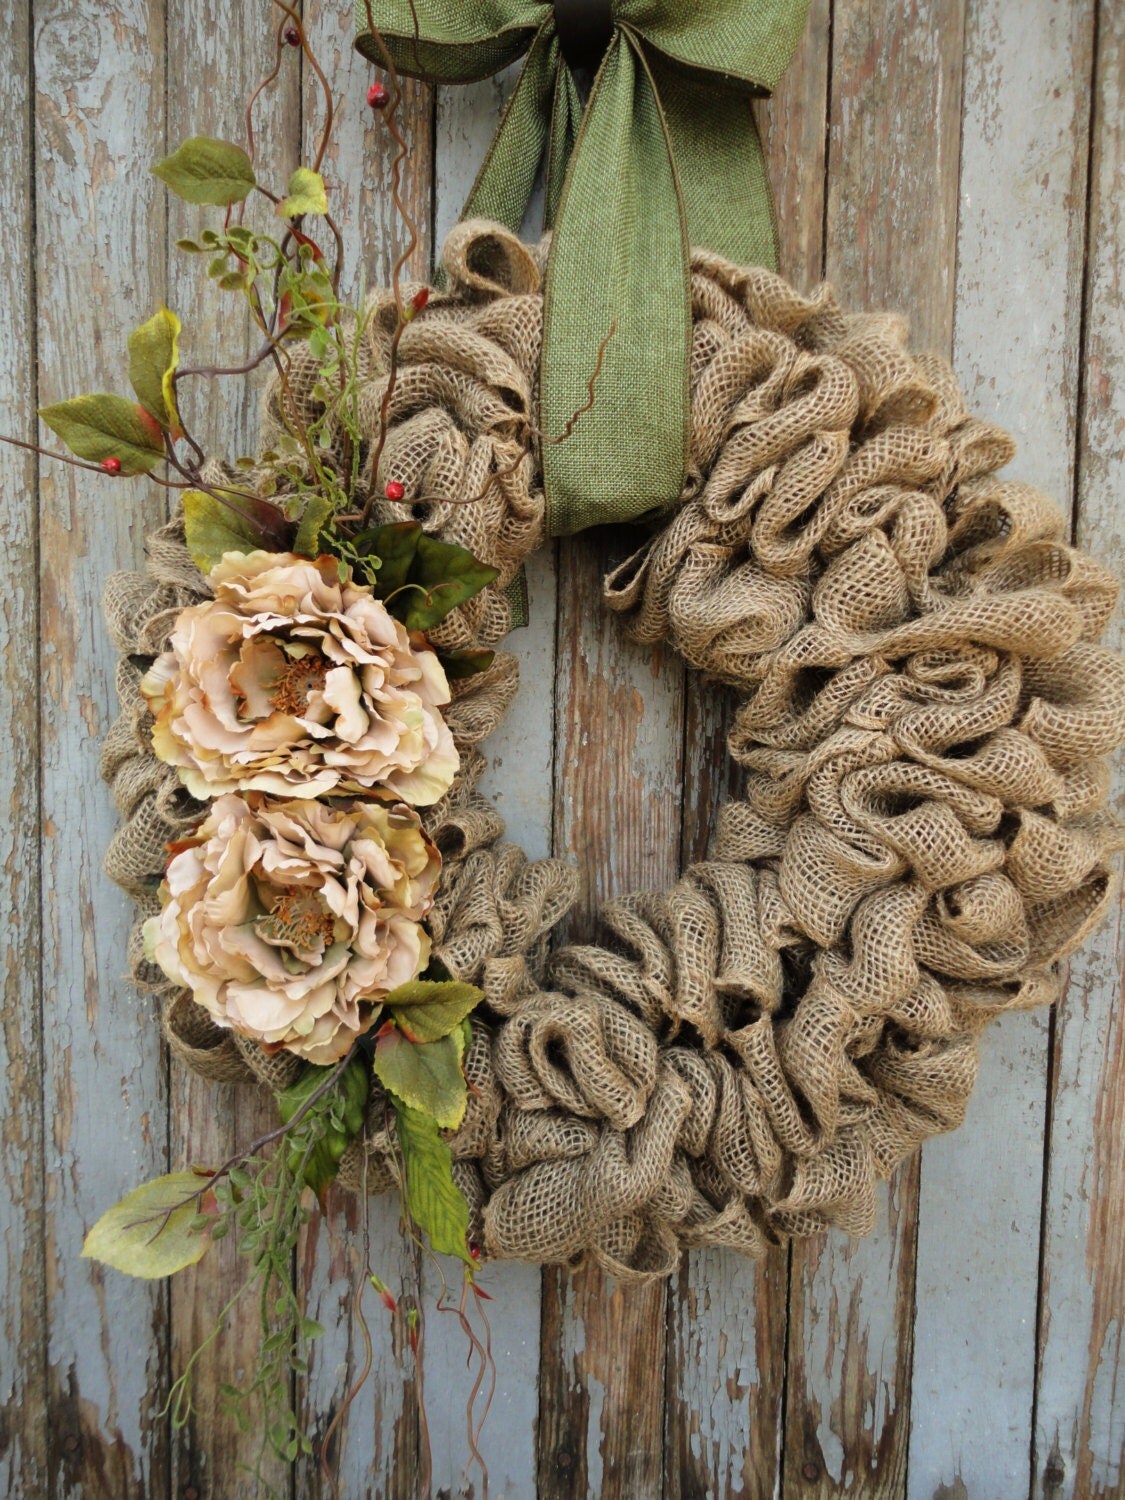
xmin=356 ymin=0 xmax=811 ymax=534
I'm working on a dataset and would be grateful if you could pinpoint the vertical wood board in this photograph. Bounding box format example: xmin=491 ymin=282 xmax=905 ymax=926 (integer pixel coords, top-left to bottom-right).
xmin=785 ymin=3 xmax=967 ymax=1491
xmin=909 ymin=2 xmax=1096 ymax=1494
xmin=1034 ymin=2 xmax=1125 ymax=1494
xmin=0 ymin=2 xmax=47 ymax=1494
xmin=33 ymin=3 xmax=171 ymax=1496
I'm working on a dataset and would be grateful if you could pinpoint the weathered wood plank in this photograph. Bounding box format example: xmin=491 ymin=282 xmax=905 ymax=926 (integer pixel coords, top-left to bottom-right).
xmin=763 ymin=0 xmax=832 ymax=293
xmin=537 ymin=526 xmax=686 ymax=1500
xmin=908 ymin=3 xmax=1096 ymax=1494
xmin=784 ymin=3 xmax=967 ymax=1492
xmin=0 ymin=5 xmax=48 ymax=1496
xmin=33 ymin=2 xmax=170 ymax=1495
xmin=295 ymin=10 xmax=435 ymax=1495
xmin=1034 ymin=3 xmax=1125 ymax=1495
xmin=163 ymin=7 xmax=301 ymax=1495
xmin=665 ymin=8 xmax=831 ymax=1493
xmin=422 ymin=67 xmax=552 ymax=1500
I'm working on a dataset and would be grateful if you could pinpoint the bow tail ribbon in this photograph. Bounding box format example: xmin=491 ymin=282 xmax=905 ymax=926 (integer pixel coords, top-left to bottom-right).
xmin=357 ymin=3 xmax=802 ymax=535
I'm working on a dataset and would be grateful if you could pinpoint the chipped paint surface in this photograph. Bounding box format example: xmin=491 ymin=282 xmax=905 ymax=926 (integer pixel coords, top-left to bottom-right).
xmin=3 ymin=3 xmax=1124 ymax=1498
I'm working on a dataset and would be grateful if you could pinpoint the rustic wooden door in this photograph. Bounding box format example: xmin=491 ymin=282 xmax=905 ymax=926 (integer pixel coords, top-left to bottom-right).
xmin=2 ymin=2 xmax=1122 ymax=1497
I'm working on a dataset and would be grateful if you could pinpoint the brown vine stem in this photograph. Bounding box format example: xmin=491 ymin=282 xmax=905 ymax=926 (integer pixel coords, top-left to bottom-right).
xmin=270 ymin=0 xmax=336 ymax=174
xmin=356 ymin=3 xmax=421 ymax=529
xmin=134 ymin=1045 xmax=362 ymax=1247
xmin=317 ymin=1143 xmax=377 ymax=1497
xmin=245 ymin=12 xmax=287 ymax=168
xmin=342 ymin=314 xmax=618 ymax=523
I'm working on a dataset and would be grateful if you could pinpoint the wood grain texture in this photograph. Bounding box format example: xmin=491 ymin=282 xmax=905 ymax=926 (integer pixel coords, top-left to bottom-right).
xmin=784 ymin=4 xmax=967 ymax=1493
xmin=4 ymin=5 xmax=1125 ymax=1498
xmin=0 ymin=4 xmax=47 ymax=1496
xmin=908 ymin=3 xmax=1096 ymax=1494
xmin=164 ymin=8 xmax=300 ymax=1495
xmin=1035 ymin=2 xmax=1125 ymax=1495
xmin=823 ymin=0 xmax=967 ymax=352
xmin=664 ymin=13 xmax=833 ymax=1497
xmin=536 ymin=526 xmax=686 ymax=1500
xmin=33 ymin=2 xmax=170 ymax=1495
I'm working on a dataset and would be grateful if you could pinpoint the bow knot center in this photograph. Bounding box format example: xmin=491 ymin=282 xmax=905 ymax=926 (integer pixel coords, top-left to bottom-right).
xmin=553 ymin=0 xmax=614 ymax=72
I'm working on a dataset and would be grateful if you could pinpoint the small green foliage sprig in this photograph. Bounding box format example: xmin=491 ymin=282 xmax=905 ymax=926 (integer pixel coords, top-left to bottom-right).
xmin=44 ymin=5 xmax=511 ymax=1480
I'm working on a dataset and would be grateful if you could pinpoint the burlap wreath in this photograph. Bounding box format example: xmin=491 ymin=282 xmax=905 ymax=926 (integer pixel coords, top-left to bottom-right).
xmin=101 ymin=221 xmax=1125 ymax=1281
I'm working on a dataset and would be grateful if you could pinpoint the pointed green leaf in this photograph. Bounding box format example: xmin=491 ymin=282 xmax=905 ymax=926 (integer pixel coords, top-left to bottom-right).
xmin=394 ymin=1102 xmax=473 ymax=1265
xmin=82 ymin=1171 xmax=214 ymax=1279
xmin=128 ymin=306 xmax=182 ymax=433
xmin=293 ymin=492 xmax=334 ymax=559
xmin=355 ymin=521 xmax=422 ymax=594
xmin=182 ymin=488 xmax=292 ymax=575
xmin=374 ymin=1028 xmax=467 ymax=1129
xmin=152 ymin=136 xmax=256 ymax=206
xmin=39 ymin=393 xmax=165 ymax=473
xmin=385 ymin=979 xmax=483 ymax=1044
xmin=354 ymin=524 xmax=498 ymax=629
xmin=400 ymin=534 xmax=499 ymax=632
xmin=277 ymin=167 xmax=329 ymax=219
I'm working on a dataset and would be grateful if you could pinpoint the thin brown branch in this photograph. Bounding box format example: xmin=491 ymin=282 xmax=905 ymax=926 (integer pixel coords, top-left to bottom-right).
xmin=245 ymin=13 xmax=288 ymax=166
xmin=271 ymin=0 xmax=336 ymax=173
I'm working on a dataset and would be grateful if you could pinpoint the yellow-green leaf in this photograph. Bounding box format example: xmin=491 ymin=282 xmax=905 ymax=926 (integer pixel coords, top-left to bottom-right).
xmin=39 ymin=394 xmax=165 ymax=473
xmin=82 ymin=1171 xmax=214 ymax=1279
xmin=394 ymin=1103 xmax=473 ymax=1265
xmin=277 ymin=167 xmax=328 ymax=219
xmin=182 ymin=488 xmax=292 ymax=574
xmin=152 ymin=136 xmax=256 ymax=206
xmin=293 ymin=492 xmax=334 ymax=558
xmin=385 ymin=979 xmax=483 ymax=1044
xmin=128 ymin=306 xmax=182 ymax=434
xmin=374 ymin=1028 xmax=467 ymax=1130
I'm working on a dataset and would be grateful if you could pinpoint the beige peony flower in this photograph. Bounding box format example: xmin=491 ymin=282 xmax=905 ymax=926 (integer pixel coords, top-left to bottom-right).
xmin=142 ymin=551 xmax=459 ymax=804
xmin=145 ymin=793 xmax=440 ymax=1064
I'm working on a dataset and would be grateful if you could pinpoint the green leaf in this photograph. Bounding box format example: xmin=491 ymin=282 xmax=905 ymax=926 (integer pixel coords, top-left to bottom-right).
xmin=385 ymin=979 xmax=483 ymax=1044
xmin=355 ymin=522 xmax=422 ymax=593
xmin=278 ymin=1056 xmax=369 ymax=1196
xmin=354 ymin=523 xmax=499 ymax=630
xmin=374 ymin=1028 xmax=467 ymax=1130
xmin=182 ymin=488 xmax=292 ymax=574
xmin=277 ymin=167 xmax=328 ymax=219
xmin=401 ymin=534 xmax=499 ymax=632
xmin=293 ymin=492 xmax=334 ymax=558
xmin=152 ymin=136 xmax=256 ymax=206
xmin=394 ymin=1102 xmax=473 ymax=1265
xmin=128 ymin=306 xmax=182 ymax=434
xmin=39 ymin=393 xmax=165 ymax=474
xmin=439 ymin=648 xmax=496 ymax=681
xmin=82 ymin=1171 xmax=214 ymax=1279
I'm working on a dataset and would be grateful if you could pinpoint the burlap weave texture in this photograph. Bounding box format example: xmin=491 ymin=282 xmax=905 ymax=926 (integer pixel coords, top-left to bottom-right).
xmin=102 ymin=221 xmax=1125 ymax=1280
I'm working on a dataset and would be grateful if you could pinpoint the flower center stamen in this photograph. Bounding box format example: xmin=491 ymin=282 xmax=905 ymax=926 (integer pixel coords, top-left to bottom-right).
xmin=258 ymin=889 xmax=336 ymax=949
xmin=268 ymin=652 xmax=330 ymax=715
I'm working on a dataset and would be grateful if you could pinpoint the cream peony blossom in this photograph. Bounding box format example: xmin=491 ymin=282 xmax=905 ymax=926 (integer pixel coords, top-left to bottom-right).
xmin=142 ymin=551 xmax=459 ymax=804
xmin=145 ymin=793 xmax=440 ymax=1064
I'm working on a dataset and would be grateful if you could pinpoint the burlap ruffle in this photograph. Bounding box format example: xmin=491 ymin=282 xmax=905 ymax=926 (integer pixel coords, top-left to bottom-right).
xmin=101 ymin=221 xmax=1125 ymax=1280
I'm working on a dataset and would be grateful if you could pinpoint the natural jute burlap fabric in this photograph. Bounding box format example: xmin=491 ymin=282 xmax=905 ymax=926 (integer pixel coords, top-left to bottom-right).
xmin=102 ymin=221 xmax=1125 ymax=1280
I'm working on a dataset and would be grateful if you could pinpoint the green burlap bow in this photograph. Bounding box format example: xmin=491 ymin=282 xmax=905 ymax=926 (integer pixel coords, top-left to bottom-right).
xmin=356 ymin=0 xmax=811 ymax=536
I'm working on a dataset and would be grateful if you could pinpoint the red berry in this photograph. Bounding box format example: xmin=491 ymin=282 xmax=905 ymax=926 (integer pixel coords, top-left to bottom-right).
xmin=284 ymin=25 xmax=301 ymax=46
xmin=367 ymin=81 xmax=389 ymax=110
xmin=384 ymin=480 xmax=406 ymax=502
xmin=411 ymin=286 xmax=430 ymax=314
xmin=101 ymin=457 xmax=122 ymax=475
